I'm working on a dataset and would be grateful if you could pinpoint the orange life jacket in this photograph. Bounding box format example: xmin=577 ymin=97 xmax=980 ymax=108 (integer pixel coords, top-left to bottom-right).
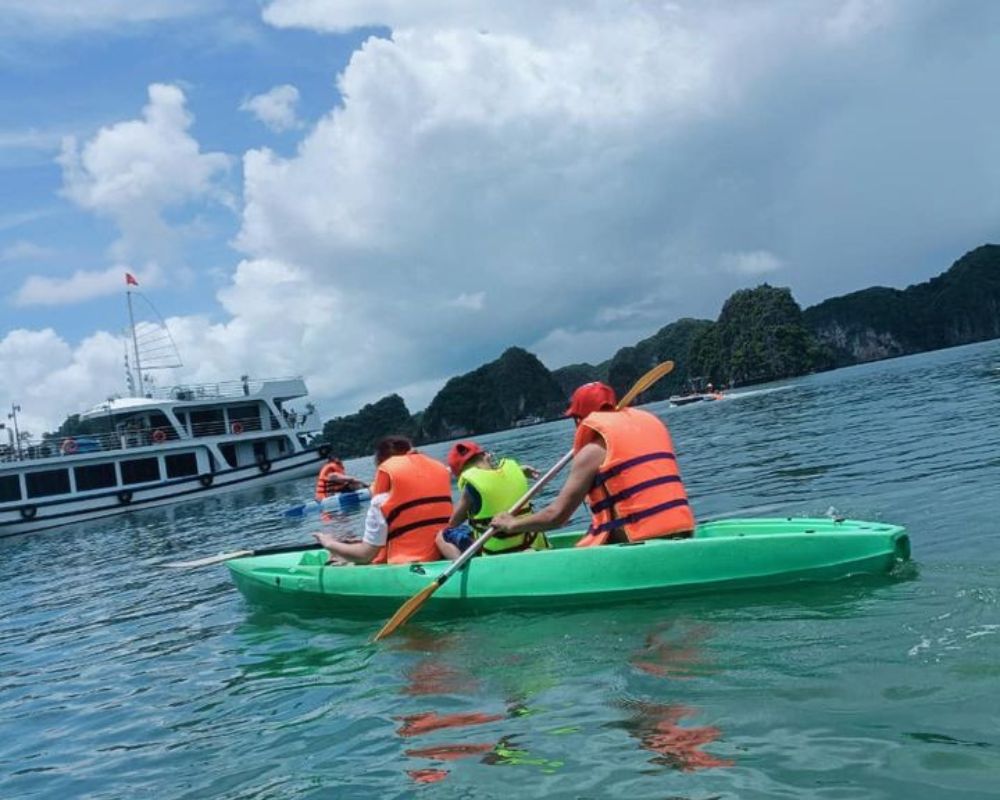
xmin=372 ymin=453 xmax=451 ymax=564
xmin=315 ymin=459 xmax=347 ymax=501
xmin=573 ymin=408 xmax=695 ymax=547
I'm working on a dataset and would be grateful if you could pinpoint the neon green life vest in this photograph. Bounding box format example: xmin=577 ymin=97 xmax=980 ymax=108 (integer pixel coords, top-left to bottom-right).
xmin=458 ymin=458 xmax=549 ymax=554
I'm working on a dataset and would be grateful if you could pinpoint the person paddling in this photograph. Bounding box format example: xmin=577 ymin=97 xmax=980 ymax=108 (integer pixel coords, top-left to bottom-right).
xmin=492 ymin=382 xmax=695 ymax=546
xmin=313 ymin=436 xmax=450 ymax=565
xmin=314 ymin=455 xmax=368 ymax=502
xmin=436 ymin=440 xmax=549 ymax=560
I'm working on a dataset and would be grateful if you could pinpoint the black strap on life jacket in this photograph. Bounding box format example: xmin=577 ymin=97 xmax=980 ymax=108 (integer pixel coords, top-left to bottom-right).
xmin=589 ymin=475 xmax=683 ymax=514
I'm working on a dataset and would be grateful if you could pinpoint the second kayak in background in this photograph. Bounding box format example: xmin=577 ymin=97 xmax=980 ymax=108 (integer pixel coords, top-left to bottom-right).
xmin=283 ymin=488 xmax=372 ymax=518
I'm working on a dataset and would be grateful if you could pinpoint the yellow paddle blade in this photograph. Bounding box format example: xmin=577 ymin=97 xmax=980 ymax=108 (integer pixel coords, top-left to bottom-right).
xmin=372 ymin=580 xmax=440 ymax=642
xmin=617 ymin=360 xmax=674 ymax=409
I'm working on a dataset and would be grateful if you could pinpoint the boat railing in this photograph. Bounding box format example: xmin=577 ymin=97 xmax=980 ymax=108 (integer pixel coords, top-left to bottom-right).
xmin=147 ymin=376 xmax=303 ymax=401
xmin=0 ymin=416 xmax=287 ymax=464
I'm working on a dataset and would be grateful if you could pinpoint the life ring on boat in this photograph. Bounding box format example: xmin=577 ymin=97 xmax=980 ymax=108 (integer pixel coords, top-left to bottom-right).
xmin=117 ymin=491 xmax=133 ymax=505
xmin=152 ymin=429 xmax=167 ymax=444
xmin=61 ymin=437 xmax=78 ymax=455
xmin=198 ymin=473 xmax=214 ymax=488
xmin=20 ymin=505 xmax=37 ymax=520
xmin=231 ymin=421 xmax=244 ymax=435
xmin=317 ymin=444 xmax=332 ymax=460
xmin=258 ymin=458 xmax=272 ymax=474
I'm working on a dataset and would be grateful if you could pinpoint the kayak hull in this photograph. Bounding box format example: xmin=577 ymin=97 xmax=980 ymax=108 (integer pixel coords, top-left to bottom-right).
xmin=283 ymin=488 xmax=371 ymax=518
xmin=226 ymin=518 xmax=910 ymax=615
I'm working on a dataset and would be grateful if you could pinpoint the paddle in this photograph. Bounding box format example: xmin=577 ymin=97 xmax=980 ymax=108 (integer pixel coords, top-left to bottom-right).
xmin=163 ymin=541 xmax=324 ymax=569
xmin=372 ymin=359 xmax=675 ymax=642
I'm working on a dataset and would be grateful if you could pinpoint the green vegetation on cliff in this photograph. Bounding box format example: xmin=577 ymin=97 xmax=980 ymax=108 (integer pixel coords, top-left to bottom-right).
xmin=804 ymin=244 xmax=1000 ymax=364
xmin=420 ymin=347 xmax=566 ymax=440
xmin=690 ymin=285 xmax=832 ymax=385
xmin=321 ymin=394 xmax=416 ymax=459
xmin=603 ymin=318 xmax=714 ymax=401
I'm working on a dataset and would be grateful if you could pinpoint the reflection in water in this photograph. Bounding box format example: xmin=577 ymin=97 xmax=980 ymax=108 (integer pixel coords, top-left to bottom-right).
xmin=630 ymin=621 xmax=715 ymax=679
xmin=621 ymin=621 xmax=733 ymax=772
xmin=402 ymin=658 xmax=478 ymax=696
xmin=615 ymin=700 xmax=733 ymax=771
xmin=392 ymin=629 xmax=564 ymax=784
xmin=395 ymin=711 xmax=504 ymax=737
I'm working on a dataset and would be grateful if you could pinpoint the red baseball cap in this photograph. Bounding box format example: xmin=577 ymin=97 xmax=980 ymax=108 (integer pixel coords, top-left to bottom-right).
xmin=447 ymin=440 xmax=485 ymax=477
xmin=565 ymin=381 xmax=617 ymax=418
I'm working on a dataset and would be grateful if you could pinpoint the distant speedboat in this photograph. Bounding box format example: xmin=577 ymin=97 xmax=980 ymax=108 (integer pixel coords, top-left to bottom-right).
xmin=0 ymin=276 xmax=329 ymax=538
xmin=668 ymin=393 xmax=706 ymax=407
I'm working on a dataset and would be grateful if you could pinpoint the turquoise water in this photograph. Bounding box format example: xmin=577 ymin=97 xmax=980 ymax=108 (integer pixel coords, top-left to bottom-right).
xmin=2 ymin=341 xmax=998 ymax=798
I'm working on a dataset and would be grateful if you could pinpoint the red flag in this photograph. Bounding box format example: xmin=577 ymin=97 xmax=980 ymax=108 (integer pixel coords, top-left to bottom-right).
xmin=125 ymin=272 xmax=138 ymax=287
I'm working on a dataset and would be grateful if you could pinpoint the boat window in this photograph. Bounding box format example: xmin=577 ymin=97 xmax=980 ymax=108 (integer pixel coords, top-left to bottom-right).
xmin=190 ymin=409 xmax=225 ymax=437
xmin=219 ymin=444 xmax=238 ymax=468
xmin=228 ymin=404 xmax=262 ymax=432
xmin=74 ymin=463 xmax=118 ymax=491
xmin=0 ymin=474 xmax=22 ymax=503
xmin=26 ymin=469 xmax=71 ymax=498
xmin=165 ymin=453 xmax=198 ymax=478
xmin=121 ymin=458 xmax=160 ymax=485
xmin=149 ymin=412 xmax=178 ymax=441
xmin=269 ymin=411 xmax=280 ymax=430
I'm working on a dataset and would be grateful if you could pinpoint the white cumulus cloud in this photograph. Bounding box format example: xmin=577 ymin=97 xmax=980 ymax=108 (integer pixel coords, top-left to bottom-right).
xmin=241 ymin=85 xmax=303 ymax=132
xmin=13 ymin=264 xmax=163 ymax=307
xmin=59 ymin=83 xmax=233 ymax=264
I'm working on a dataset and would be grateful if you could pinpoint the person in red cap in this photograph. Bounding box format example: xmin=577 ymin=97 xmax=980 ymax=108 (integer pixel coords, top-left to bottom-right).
xmin=435 ymin=440 xmax=548 ymax=559
xmin=492 ymin=381 xmax=695 ymax=546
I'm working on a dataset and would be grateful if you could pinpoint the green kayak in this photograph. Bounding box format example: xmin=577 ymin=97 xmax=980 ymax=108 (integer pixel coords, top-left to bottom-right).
xmin=226 ymin=517 xmax=910 ymax=615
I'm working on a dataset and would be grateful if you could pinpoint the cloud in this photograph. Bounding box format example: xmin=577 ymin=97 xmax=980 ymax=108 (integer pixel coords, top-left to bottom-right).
xmin=0 ymin=328 xmax=123 ymax=437
xmin=240 ymin=85 xmax=303 ymax=132
xmin=0 ymin=127 xmax=65 ymax=152
xmin=0 ymin=0 xmax=214 ymax=34
xmin=720 ymin=250 xmax=784 ymax=276
xmin=219 ymin=1 xmax=1000 ymax=407
xmin=0 ymin=240 xmax=55 ymax=263
xmin=59 ymin=83 xmax=233 ymax=264
xmin=448 ymin=292 xmax=485 ymax=310
xmin=12 ymin=264 xmax=163 ymax=307
xmin=9 ymin=1 xmax=1000 ymax=433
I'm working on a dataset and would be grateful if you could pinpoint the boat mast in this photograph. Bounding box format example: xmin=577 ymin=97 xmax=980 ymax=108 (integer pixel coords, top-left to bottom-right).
xmin=126 ymin=286 xmax=144 ymax=396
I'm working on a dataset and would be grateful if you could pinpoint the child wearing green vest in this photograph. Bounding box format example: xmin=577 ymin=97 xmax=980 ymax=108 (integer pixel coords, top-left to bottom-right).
xmin=436 ymin=440 xmax=550 ymax=560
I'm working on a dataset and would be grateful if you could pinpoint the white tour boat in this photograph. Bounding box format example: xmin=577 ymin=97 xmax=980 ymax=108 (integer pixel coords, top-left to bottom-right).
xmin=0 ymin=277 xmax=331 ymax=537
xmin=0 ymin=377 xmax=331 ymax=537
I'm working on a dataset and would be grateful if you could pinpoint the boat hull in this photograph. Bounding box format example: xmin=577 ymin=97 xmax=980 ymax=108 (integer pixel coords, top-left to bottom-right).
xmin=226 ymin=518 xmax=911 ymax=615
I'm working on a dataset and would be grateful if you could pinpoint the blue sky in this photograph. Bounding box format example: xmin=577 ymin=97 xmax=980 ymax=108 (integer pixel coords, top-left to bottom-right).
xmin=2 ymin=1 xmax=999 ymax=436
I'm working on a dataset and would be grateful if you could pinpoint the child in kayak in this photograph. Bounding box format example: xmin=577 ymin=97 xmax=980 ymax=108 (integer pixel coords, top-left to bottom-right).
xmin=436 ymin=440 xmax=550 ymax=559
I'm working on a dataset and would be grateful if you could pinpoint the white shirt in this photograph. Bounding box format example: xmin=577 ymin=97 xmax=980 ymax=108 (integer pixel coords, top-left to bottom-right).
xmin=361 ymin=492 xmax=391 ymax=547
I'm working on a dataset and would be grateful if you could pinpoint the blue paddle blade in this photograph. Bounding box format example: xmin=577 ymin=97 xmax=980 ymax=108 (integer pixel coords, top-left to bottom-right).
xmin=283 ymin=505 xmax=306 ymax=519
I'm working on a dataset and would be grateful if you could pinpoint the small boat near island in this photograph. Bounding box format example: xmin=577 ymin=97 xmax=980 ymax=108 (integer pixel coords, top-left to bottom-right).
xmin=669 ymin=377 xmax=725 ymax=406
xmin=225 ymin=517 xmax=910 ymax=615
xmin=0 ymin=277 xmax=330 ymax=538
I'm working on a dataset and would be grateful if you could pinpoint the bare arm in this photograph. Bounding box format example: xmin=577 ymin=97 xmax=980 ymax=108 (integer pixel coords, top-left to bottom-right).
xmin=319 ymin=538 xmax=380 ymax=564
xmin=446 ymin=489 xmax=474 ymax=528
xmin=492 ymin=442 xmax=605 ymax=534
